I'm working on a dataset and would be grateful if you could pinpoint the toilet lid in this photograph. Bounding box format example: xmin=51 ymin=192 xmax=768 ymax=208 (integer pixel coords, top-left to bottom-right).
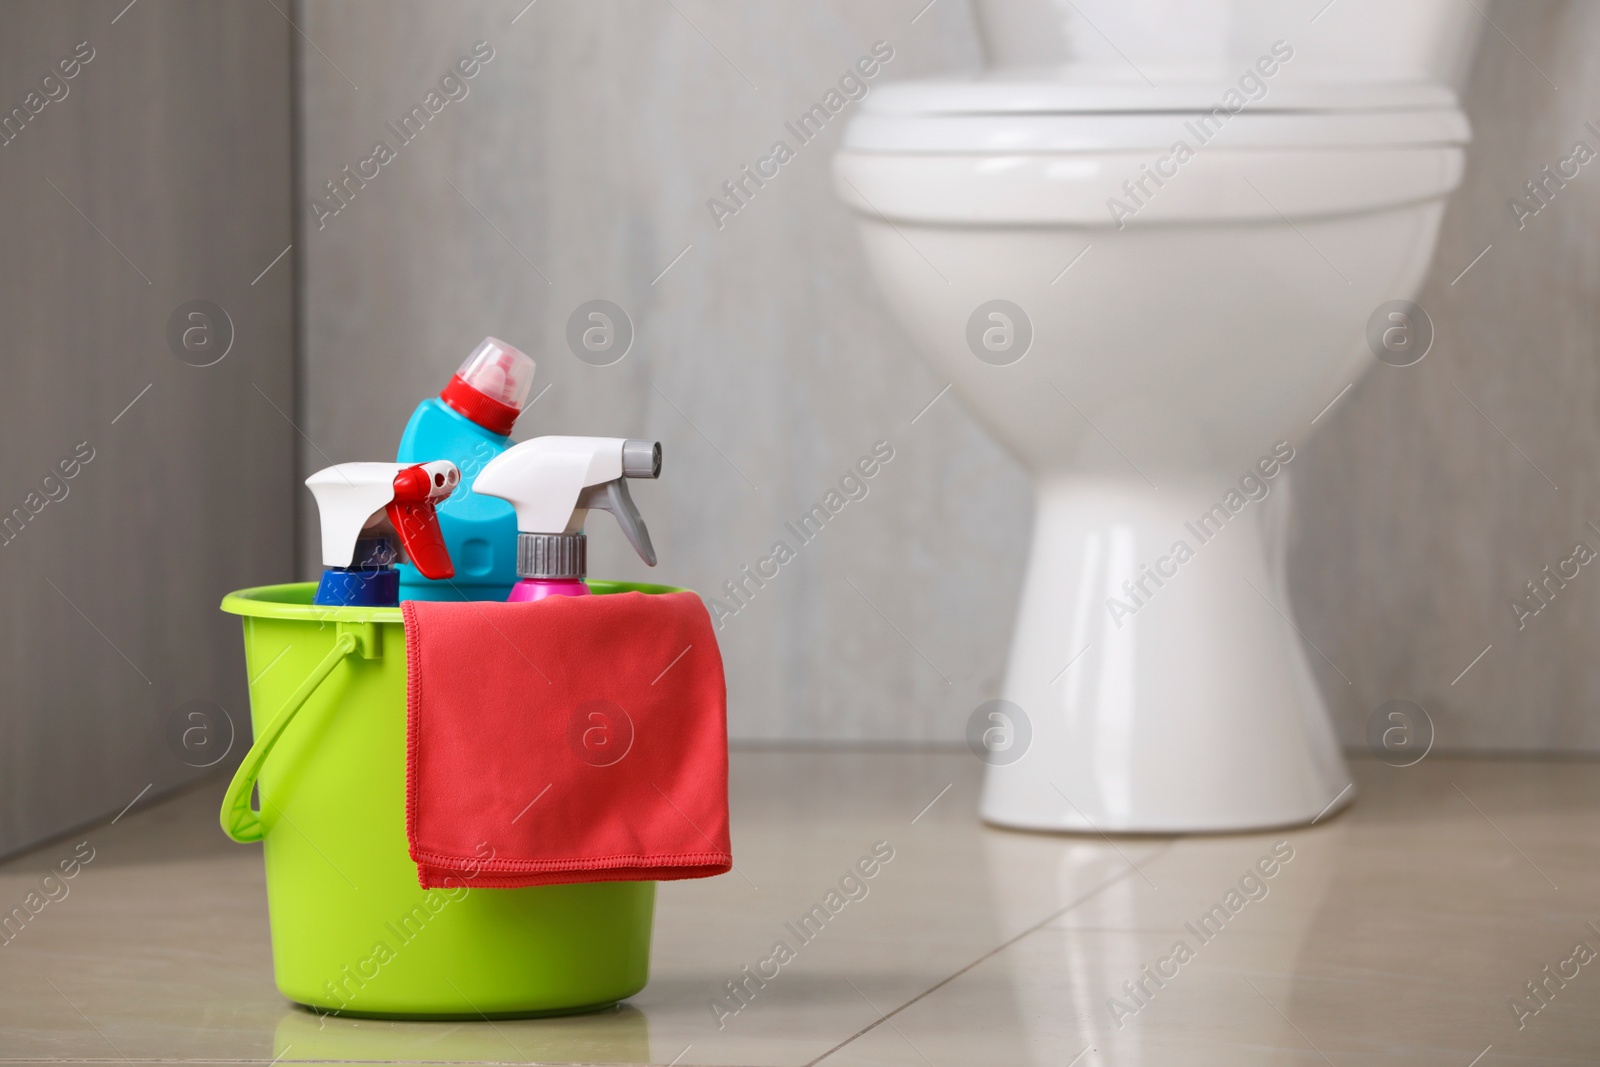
xmin=845 ymin=78 xmax=1469 ymax=152
xmin=865 ymin=77 xmax=1458 ymax=115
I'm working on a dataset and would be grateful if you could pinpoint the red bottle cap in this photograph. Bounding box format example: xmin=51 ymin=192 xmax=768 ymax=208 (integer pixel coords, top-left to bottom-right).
xmin=439 ymin=337 xmax=536 ymax=437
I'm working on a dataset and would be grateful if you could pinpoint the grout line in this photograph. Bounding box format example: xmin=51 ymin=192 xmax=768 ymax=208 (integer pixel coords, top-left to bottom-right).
xmin=804 ymin=845 xmax=1173 ymax=1066
xmin=844 ymin=979 xmax=940 ymax=1067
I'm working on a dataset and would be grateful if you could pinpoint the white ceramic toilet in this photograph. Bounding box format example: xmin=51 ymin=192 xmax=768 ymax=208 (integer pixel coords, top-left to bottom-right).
xmin=835 ymin=0 xmax=1483 ymax=832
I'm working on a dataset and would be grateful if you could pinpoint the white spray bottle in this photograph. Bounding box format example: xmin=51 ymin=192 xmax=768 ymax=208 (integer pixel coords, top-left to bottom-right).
xmin=472 ymin=437 xmax=661 ymax=602
xmin=305 ymin=461 xmax=460 ymax=606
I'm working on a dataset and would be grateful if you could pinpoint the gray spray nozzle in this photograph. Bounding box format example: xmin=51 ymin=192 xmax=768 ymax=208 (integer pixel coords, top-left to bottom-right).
xmin=577 ymin=475 xmax=657 ymax=567
xmin=622 ymin=439 xmax=661 ymax=479
xmin=592 ymin=439 xmax=661 ymax=565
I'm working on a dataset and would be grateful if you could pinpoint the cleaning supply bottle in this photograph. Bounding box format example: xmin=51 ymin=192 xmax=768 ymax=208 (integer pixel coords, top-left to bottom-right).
xmin=306 ymin=461 xmax=459 ymax=607
xmin=396 ymin=337 xmax=538 ymax=602
xmin=473 ymin=437 xmax=661 ymax=602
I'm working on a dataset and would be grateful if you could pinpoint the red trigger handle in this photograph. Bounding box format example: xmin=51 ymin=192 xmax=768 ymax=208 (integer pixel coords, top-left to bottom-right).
xmin=388 ymin=465 xmax=455 ymax=581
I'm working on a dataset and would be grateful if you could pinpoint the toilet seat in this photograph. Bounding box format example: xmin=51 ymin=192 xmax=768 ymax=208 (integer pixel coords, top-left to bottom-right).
xmin=842 ymin=110 xmax=1469 ymax=153
xmin=845 ymin=79 xmax=1469 ymax=153
xmin=860 ymin=76 xmax=1458 ymax=117
xmin=836 ymin=78 xmax=1469 ymax=224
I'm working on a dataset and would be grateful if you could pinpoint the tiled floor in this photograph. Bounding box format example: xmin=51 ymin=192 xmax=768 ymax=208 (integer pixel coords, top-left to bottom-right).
xmin=2 ymin=750 xmax=1598 ymax=1065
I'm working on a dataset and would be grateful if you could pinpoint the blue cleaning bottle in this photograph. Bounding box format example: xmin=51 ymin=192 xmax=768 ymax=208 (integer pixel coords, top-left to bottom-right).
xmin=396 ymin=338 xmax=538 ymax=602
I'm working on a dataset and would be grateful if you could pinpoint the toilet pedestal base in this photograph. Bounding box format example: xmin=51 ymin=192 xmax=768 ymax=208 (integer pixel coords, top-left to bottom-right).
xmin=979 ymin=478 xmax=1352 ymax=833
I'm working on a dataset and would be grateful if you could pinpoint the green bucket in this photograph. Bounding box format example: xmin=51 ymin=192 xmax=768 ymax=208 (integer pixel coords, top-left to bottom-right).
xmin=219 ymin=581 xmax=670 ymax=1019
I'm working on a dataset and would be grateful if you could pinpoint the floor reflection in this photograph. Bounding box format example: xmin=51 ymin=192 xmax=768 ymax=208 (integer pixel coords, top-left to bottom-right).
xmin=981 ymin=818 xmax=1348 ymax=1065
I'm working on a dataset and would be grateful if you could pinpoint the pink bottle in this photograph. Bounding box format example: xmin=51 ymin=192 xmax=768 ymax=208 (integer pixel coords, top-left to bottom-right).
xmin=509 ymin=580 xmax=592 ymax=601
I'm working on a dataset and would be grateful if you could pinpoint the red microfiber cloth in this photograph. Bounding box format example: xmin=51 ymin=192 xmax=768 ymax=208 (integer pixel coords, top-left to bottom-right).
xmin=402 ymin=591 xmax=731 ymax=889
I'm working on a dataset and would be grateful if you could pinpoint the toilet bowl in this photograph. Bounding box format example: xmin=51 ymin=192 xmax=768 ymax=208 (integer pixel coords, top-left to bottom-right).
xmin=834 ymin=1 xmax=1482 ymax=832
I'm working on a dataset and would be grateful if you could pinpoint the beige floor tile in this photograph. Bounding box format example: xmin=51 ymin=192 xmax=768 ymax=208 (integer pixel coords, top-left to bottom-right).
xmin=0 ymin=752 xmax=1596 ymax=1065
xmin=831 ymin=756 xmax=1600 ymax=1067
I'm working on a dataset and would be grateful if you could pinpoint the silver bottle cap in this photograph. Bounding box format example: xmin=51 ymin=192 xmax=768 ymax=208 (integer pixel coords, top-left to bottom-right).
xmin=516 ymin=532 xmax=586 ymax=581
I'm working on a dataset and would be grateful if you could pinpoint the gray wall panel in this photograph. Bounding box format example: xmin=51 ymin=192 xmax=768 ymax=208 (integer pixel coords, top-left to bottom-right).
xmin=0 ymin=0 xmax=296 ymax=854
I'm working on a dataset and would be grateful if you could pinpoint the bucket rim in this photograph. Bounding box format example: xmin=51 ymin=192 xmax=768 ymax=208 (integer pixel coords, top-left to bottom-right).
xmin=220 ymin=580 xmax=689 ymax=620
xmin=221 ymin=582 xmax=402 ymax=621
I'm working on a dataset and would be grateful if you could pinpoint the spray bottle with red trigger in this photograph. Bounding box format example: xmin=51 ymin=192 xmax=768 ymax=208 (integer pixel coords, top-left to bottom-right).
xmin=472 ymin=437 xmax=661 ymax=602
xmin=305 ymin=461 xmax=460 ymax=607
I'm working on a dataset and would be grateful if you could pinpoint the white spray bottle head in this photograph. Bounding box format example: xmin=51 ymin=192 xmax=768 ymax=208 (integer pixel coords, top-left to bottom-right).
xmin=473 ymin=436 xmax=661 ymax=580
xmin=305 ymin=461 xmax=460 ymax=578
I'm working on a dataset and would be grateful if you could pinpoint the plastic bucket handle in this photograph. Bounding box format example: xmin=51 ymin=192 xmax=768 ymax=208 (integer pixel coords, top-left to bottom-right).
xmin=215 ymin=582 xmax=681 ymax=845
xmin=220 ymin=622 xmax=378 ymax=843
